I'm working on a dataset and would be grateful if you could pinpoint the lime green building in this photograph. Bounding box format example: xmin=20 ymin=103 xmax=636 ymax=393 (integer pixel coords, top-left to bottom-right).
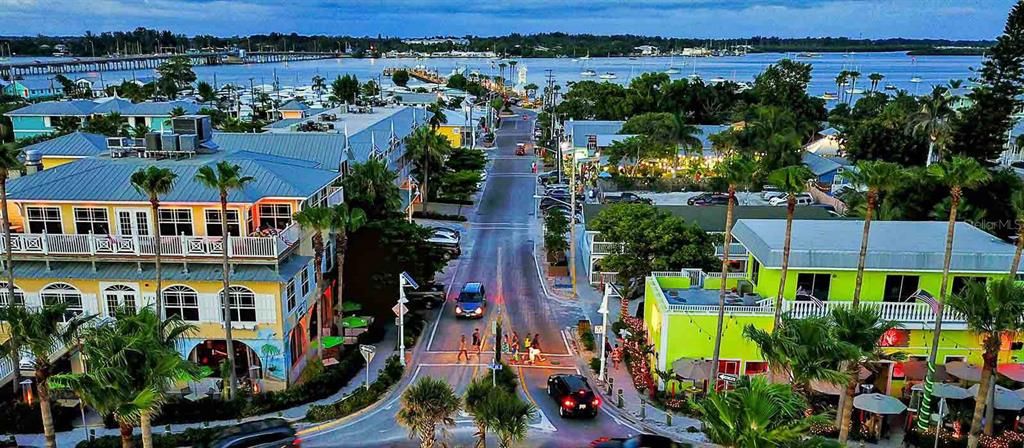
xmin=644 ymin=219 xmax=1024 ymax=396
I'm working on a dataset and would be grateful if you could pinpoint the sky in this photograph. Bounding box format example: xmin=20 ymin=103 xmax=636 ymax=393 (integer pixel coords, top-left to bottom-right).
xmin=0 ymin=0 xmax=1013 ymax=40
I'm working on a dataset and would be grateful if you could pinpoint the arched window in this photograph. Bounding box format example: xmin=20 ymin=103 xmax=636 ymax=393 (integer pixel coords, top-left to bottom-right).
xmin=163 ymin=285 xmax=199 ymax=321
xmin=41 ymin=283 xmax=83 ymax=322
xmin=222 ymin=286 xmax=256 ymax=323
xmin=0 ymin=282 xmax=25 ymax=307
xmin=103 ymin=284 xmax=137 ymax=316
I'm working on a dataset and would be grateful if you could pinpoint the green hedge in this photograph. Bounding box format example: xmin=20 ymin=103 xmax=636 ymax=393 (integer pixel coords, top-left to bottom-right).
xmin=74 ymin=426 xmax=224 ymax=448
xmin=306 ymin=355 xmax=404 ymax=422
xmin=0 ymin=400 xmax=78 ymax=434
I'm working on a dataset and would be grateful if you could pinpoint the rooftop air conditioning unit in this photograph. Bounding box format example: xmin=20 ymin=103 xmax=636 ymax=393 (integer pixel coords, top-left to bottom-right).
xmin=106 ymin=137 xmax=126 ymax=149
xmin=145 ymin=132 xmax=162 ymax=152
xmin=161 ymin=134 xmax=180 ymax=152
xmin=178 ymin=134 xmax=199 ymax=152
xmin=172 ymin=116 xmax=212 ymax=142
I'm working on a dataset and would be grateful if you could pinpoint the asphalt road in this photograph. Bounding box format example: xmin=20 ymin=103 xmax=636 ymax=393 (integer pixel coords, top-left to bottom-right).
xmin=301 ymin=113 xmax=637 ymax=447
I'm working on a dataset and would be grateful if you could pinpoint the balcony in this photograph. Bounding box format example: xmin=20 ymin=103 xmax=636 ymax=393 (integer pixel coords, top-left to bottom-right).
xmin=0 ymin=223 xmax=301 ymax=263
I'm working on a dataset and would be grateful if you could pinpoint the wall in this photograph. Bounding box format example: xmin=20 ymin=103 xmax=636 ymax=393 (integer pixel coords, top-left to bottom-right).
xmin=437 ymin=125 xmax=463 ymax=148
xmin=41 ymin=156 xmax=84 ymax=170
xmin=11 ymin=116 xmax=51 ymax=139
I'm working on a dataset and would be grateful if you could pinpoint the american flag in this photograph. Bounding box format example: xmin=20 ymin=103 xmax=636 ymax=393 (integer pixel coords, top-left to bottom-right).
xmin=910 ymin=289 xmax=940 ymax=314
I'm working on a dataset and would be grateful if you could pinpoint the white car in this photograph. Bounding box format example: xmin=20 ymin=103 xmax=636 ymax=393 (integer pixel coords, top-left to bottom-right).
xmin=769 ymin=193 xmax=814 ymax=206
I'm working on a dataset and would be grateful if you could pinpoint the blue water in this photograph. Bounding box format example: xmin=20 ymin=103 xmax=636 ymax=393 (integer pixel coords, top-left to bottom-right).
xmin=7 ymin=51 xmax=983 ymax=97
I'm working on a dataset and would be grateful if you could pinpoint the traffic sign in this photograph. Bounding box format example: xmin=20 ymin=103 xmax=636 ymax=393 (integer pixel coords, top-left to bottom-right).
xmin=488 ymin=363 xmax=503 ymax=371
xmin=718 ymin=373 xmax=738 ymax=382
xmin=593 ymin=325 xmax=605 ymax=334
xmin=400 ymin=271 xmax=419 ymax=289
xmin=392 ymin=303 xmax=409 ymax=317
xmin=359 ymin=344 xmax=376 ymax=363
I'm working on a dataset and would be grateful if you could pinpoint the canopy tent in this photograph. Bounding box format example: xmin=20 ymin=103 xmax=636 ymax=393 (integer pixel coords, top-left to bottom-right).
xmin=998 ymin=364 xmax=1024 ymax=382
xmin=340 ymin=316 xmax=371 ymax=328
xmin=671 ymin=358 xmax=714 ymax=381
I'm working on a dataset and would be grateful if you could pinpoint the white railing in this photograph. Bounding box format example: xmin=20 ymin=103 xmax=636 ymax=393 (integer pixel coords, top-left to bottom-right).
xmin=652 ymin=268 xmax=707 ymax=287
xmin=665 ymin=302 xmax=773 ymax=315
xmin=0 ymin=353 xmax=12 ymax=384
xmin=780 ymin=300 xmax=966 ymax=324
xmin=590 ymin=270 xmax=619 ymax=285
xmin=592 ymin=241 xmax=622 ymax=255
xmin=1 ymin=225 xmax=300 ymax=260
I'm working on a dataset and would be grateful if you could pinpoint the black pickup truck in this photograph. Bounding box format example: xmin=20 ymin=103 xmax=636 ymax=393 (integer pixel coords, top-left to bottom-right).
xmin=406 ymin=282 xmax=447 ymax=309
xmin=603 ymin=192 xmax=652 ymax=204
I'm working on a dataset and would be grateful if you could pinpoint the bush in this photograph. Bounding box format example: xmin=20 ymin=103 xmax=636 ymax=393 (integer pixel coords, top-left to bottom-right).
xmin=0 ymin=400 xmax=77 ymax=434
xmin=611 ymin=320 xmax=626 ymax=336
xmin=412 ymin=211 xmax=468 ymax=222
xmin=306 ymin=355 xmax=404 ymax=422
xmin=589 ymin=357 xmax=601 ymax=375
xmin=580 ymin=331 xmax=596 ymax=352
xmin=75 ymin=425 xmax=223 ymax=448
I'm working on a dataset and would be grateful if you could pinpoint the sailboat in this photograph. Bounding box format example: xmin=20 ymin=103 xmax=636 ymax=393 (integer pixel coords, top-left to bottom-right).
xmin=579 ymin=51 xmax=591 ymax=61
xmin=599 ymin=72 xmax=617 ymax=80
xmin=581 ymin=68 xmax=597 ymax=77
xmin=910 ymin=57 xmax=922 ymax=84
xmin=664 ymin=55 xmax=681 ymax=74
xmin=687 ymin=57 xmax=701 ymax=81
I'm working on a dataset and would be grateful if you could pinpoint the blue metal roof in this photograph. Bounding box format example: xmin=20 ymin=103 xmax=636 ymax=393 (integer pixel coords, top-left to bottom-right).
xmin=263 ymin=118 xmax=305 ymax=130
xmin=6 ymin=99 xmax=199 ymax=117
xmin=14 ymin=78 xmax=59 ymax=90
xmin=278 ymin=100 xmax=310 ymax=111
xmin=394 ymin=92 xmax=442 ymax=105
xmin=21 ymin=132 xmax=108 ymax=157
xmin=12 ymin=261 xmax=293 ymax=282
xmin=802 ymin=151 xmax=843 ymax=176
xmin=213 ymin=132 xmax=350 ymax=170
xmin=5 ymin=99 xmax=97 ymax=116
xmin=566 ymin=120 xmax=626 ymax=148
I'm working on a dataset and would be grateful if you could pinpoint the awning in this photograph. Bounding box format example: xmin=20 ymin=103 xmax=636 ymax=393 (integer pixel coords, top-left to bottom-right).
xmin=341 ymin=301 xmax=363 ymax=313
xmin=320 ymin=336 xmax=345 ymax=349
xmin=853 ymin=393 xmax=907 ymax=415
xmin=901 ymin=360 xmax=928 ymax=381
xmin=341 ymin=316 xmax=371 ymax=329
xmin=811 ymin=380 xmax=844 ymax=396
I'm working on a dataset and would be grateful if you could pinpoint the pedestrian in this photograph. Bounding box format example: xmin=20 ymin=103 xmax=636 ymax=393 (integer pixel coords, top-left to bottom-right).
xmin=457 ymin=334 xmax=469 ymax=362
xmin=523 ymin=334 xmax=532 ymax=364
xmin=510 ymin=334 xmax=520 ymax=364
xmin=532 ymin=333 xmax=545 ymax=363
xmin=531 ymin=161 xmax=537 ymax=173
xmin=472 ymin=328 xmax=482 ymax=356
xmin=511 ymin=331 xmax=520 ymax=350
xmin=502 ymin=334 xmax=511 ymax=355
xmin=611 ymin=343 xmax=622 ymax=370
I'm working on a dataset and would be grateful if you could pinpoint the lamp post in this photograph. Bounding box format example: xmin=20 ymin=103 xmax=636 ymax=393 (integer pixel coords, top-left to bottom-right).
xmin=563 ymin=141 xmax=577 ymax=298
xmin=598 ymin=283 xmax=611 ymax=381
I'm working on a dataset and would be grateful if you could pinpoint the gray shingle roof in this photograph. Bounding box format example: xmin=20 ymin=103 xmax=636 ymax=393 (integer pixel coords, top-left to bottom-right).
xmin=732 ymin=219 xmax=1018 ymax=273
xmin=21 ymin=132 xmax=108 ymax=157
xmin=802 ymin=152 xmax=843 ymax=176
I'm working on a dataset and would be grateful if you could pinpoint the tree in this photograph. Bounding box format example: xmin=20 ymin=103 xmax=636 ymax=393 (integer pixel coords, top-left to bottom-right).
xmin=710 ymin=155 xmax=758 ymax=383
xmin=766 ymin=165 xmax=815 ymax=326
xmin=489 ymin=389 xmax=534 ymax=448
xmin=155 ymin=56 xmax=196 ymax=91
xmin=361 ymin=80 xmax=380 ymax=98
xmin=847 ymin=70 xmax=862 ymax=103
xmin=749 ymin=59 xmax=826 ymax=135
xmin=445 ymin=148 xmax=486 ymax=173
xmin=439 ymin=170 xmax=481 ymax=214
xmin=0 ymin=145 xmax=23 ymax=375
xmin=404 ymin=127 xmax=451 ymax=204
xmin=1011 ymin=190 xmax=1024 ymax=276
xmin=543 ymin=207 xmax=570 ymax=262
xmin=194 ymin=161 xmax=253 ymax=400
xmin=329 ymin=74 xmax=360 ymax=106
xmin=328 ymin=203 xmax=367 ymax=333
xmin=392 ymin=69 xmax=410 ymax=88
xmin=311 ymin=75 xmax=327 ymax=105
xmin=426 ymin=101 xmax=448 ymax=129
xmin=918 ymin=156 xmax=991 ymax=430
xmin=196 ymin=81 xmax=216 ymax=104
xmin=734 ymin=106 xmax=805 ymax=174
xmin=130 ymin=166 xmax=177 ymax=319
xmin=294 ymin=206 xmax=334 ymax=362
xmin=131 ymin=123 xmax=151 ymax=139
xmin=52 ymin=116 xmax=81 ymax=134
xmin=744 ymin=316 xmax=852 ymax=397
xmin=341 ymin=159 xmax=402 ymax=220
xmin=835 ymin=71 xmax=849 ymax=104
xmin=464 ymin=377 xmax=497 ymax=448
xmin=0 ymin=304 xmax=94 ymax=448
xmin=397 ymin=376 xmax=460 ymax=448
xmin=845 ymin=161 xmax=906 ymax=305
xmin=82 ymin=112 xmax=129 ymax=136
xmin=696 ymin=375 xmax=831 ymax=448
xmin=907 ymin=86 xmax=955 ymax=166
xmin=868 ymin=73 xmax=885 ymax=93
xmin=604 ymin=135 xmax=675 ymax=176
xmin=832 ymin=307 xmax=901 ymax=444
xmin=946 ymin=278 xmax=1024 ymax=447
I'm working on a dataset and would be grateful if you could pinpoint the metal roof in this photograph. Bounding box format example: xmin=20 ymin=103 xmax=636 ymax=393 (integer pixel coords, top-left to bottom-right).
xmin=565 ymin=120 xmax=626 ymax=148
xmin=213 ymin=132 xmax=350 ymax=170
xmin=732 ymin=219 xmax=1019 ymax=273
xmin=262 ymin=118 xmax=306 ymax=130
xmin=802 ymin=152 xmax=844 ymax=176
xmin=5 ymin=99 xmax=97 ymax=116
xmin=278 ymin=100 xmax=310 ymax=111
xmin=6 ymin=99 xmax=199 ymax=117
xmin=583 ymin=204 xmax=835 ymax=232
xmin=394 ymin=92 xmax=442 ymax=105
xmin=11 ymin=260 xmax=296 ymax=282
xmin=21 ymin=132 xmax=108 ymax=157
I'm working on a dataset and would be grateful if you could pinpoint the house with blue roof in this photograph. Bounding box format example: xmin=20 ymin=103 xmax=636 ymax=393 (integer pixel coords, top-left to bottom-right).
xmin=802 ymin=151 xmax=855 ymax=193
xmin=4 ymin=98 xmax=200 ymax=139
xmin=564 ymin=119 xmax=731 ymax=158
xmin=3 ymin=78 xmax=62 ymax=101
xmin=18 ymin=131 xmax=109 ymax=169
xmin=277 ymin=99 xmax=311 ymax=120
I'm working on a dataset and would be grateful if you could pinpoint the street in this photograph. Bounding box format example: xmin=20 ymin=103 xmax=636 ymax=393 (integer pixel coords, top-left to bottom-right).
xmin=301 ymin=112 xmax=637 ymax=447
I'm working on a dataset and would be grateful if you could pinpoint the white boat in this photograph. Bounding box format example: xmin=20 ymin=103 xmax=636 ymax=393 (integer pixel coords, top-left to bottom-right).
xmin=884 ymin=84 xmax=898 ymax=91
xmin=910 ymin=76 xmax=922 ymax=83
xmin=599 ymin=72 xmax=617 ymax=80
xmin=845 ymin=88 xmax=865 ymax=95
xmin=579 ymin=52 xmax=591 ymax=61
xmin=710 ymin=76 xmax=727 ymax=84
xmin=821 ymin=92 xmax=839 ymax=101
xmin=581 ymin=69 xmax=597 ymax=77
xmin=688 ymin=73 xmax=702 ymax=81
xmin=664 ymin=66 xmax=681 ymax=75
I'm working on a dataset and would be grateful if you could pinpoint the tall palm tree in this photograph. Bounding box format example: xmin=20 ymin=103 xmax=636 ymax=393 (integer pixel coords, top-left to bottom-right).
xmin=743 ymin=316 xmax=852 ymax=398
xmin=710 ymin=155 xmax=757 ymax=382
xmin=508 ymin=61 xmax=518 ymax=88
xmin=328 ymin=204 xmax=366 ymax=348
xmin=464 ymin=377 xmax=497 ymax=448
xmin=907 ymin=86 xmax=955 ymax=166
xmin=130 ymin=167 xmax=178 ymax=320
xmin=832 ymin=307 xmax=902 ymax=444
xmin=404 ymin=127 xmax=451 ymax=206
xmin=490 ymin=390 xmax=535 ymax=448
xmin=293 ymin=206 xmax=334 ymax=362
xmin=195 ymin=161 xmax=253 ymax=400
xmin=1009 ymin=190 xmax=1024 ymax=276
xmin=846 ymin=161 xmax=906 ymax=305
xmin=868 ymin=73 xmax=884 ymax=93
xmin=0 ymin=304 xmax=94 ymax=448
xmin=834 ymin=71 xmax=849 ymax=104
xmin=0 ymin=144 xmax=23 ymax=390
xmin=946 ymin=278 xmax=1024 ymax=447
xmin=847 ymin=70 xmax=862 ymax=103
xmin=696 ymin=375 xmax=830 ymax=448
xmin=311 ymin=75 xmax=327 ymax=105
xmin=397 ymin=376 xmax=461 ymax=448
xmin=341 ymin=159 xmax=401 ymax=220
xmin=917 ymin=156 xmax=991 ymax=431
xmin=766 ymin=165 xmax=815 ymax=326
xmin=498 ymin=63 xmax=508 ymax=89
xmin=426 ymin=102 xmax=447 ymax=130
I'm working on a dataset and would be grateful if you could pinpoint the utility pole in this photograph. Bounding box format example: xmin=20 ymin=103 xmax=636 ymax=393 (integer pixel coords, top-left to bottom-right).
xmin=568 ymin=141 xmax=577 ymax=298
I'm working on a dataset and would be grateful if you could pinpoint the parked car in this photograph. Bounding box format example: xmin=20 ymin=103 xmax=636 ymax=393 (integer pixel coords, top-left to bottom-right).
xmin=768 ymin=192 xmax=814 ymax=206
xmin=538 ymin=171 xmax=560 ymax=185
xmin=603 ymin=192 xmax=652 ymax=204
xmin=591 ymin=434 xmax=689 ymax=448
xmin=455 ymin=282 xmax=487 ymax=318
xmin=687 ymin=193 xmax=736 ymax=206
xmin=406 ymin=282 xmax=446 ymax=309
xmin=427 ymin=233 xmax=461 ymax=257
xmin=761 ymin=185 xmax=784 ymax=201
xmin=516 ymin=142 xmax=527 ymax=156
xmin=202 ymin=418 xmax=298 ymax=448
xmin=547 ymin=374 xmax=600 ymax=418
xmin=428 ymin=226 xmax=461 ymax=242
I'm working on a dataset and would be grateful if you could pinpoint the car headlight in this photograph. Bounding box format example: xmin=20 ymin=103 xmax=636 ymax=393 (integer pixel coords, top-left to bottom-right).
xmin=474 ymin=308 xmax=483 ymax=315
xmin=455 ymin=306 xmax=463 ymax=314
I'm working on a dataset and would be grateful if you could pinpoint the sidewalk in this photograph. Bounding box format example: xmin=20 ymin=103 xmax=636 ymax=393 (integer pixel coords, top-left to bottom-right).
xmin=14 ymin=328 xmax=398 ymax=447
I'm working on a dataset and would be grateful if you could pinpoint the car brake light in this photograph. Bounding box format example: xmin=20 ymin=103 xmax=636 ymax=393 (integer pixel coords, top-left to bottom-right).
xmin=592 ymin=398 xmax=601 ymax=407
xmin=562 ymin=398 xmax=575 ymax=408
xmin=292 ymin=438 xmax=302 ymax=448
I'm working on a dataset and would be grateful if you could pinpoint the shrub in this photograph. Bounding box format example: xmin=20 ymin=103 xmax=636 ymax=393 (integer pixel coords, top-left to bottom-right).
xmin=611 ymin=320 xmax=626 ymax=336
xmin=493 ymin=361 xmax=519 ymax=393
xmin=580 ymin=331 xmax=596 ymax=352
xmin=75 ymin=425 xmax=223 ymax=448
xmin=589 ymin=357 xmax=601 ymax=375
xmin=0 ymin=400 xmax=77 ymax=434
xmin=306 ymin=355 xmax=404 ymax=422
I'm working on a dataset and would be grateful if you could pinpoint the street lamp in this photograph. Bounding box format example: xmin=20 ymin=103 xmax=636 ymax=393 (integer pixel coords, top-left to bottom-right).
xmin=562 ymin=141 xmax=578 ymax=298
xmin=598 ymin=284 xmax=611 ymax=381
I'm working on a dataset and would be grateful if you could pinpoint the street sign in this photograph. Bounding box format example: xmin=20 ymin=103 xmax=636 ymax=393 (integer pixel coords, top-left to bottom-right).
xmin=359 ymin=344 xmax=376 ymax=364
xmin=593 ymin=325 xmax=605 ymax=334
xmin=488 ymin=363 xmax=503 ymax=371
xmin=392 ymin=303 xmax=409 ymax=317
xmin=718 ymin=373 xmax=738 ymax=382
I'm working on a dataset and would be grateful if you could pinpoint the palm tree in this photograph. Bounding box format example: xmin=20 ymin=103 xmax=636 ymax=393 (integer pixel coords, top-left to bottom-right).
xmin=130 ymin=167 xmax=178 ymax=319
xmin=329 ymin=204 xmax=366 ymax=346
xmin=293 ymin=206 xmax=334 ymax=362
xmin=868 ymin=73 xmax=884 ymax=93
xmin=710 ymin=155 xmax=757 ymax=382
xmin=498 ymin=63 xmax=508 ymax=89
xmin=426 ymin=102 xmax=447 ymax=130
xmin=1010 ymin=190 xmax=1024 ymax=276
xmin=404 ymin=127 xmax=451 ymax=205
xmin=832 ymin=307 xmax=902 ymax=444
xmin=907 ymin=86 xmax=955 ymax=166
xmin=341 ymin=159 xmax=401 ymax=220
xmin=397 ymin=376 xmax=461 ymax=448
xmin=0 ymin=304 xmax=94 ymax=448
xmin=0 ymin=144 xmax=23 ymax=340
xmin=464 ymin=377 xmax=497 ymax=448
xmin=845 ymin=161 xmax=906 ymax=305
xmin=311 ymin=75 xmax=327 ymax=105
xmin=917 ymin=156 xmax=991 ymax=431
xmin=743 ymin=316 xmax=852 ymax=398
xmin=834 ymin=71 xmax=849 ymax=104
xmin=766 ymin=165 xmax=815 ymax=326
xmin=847 ymin=70 xmax=862 ymax=102
xmin=696 ymin=375 xmax=830 ymax=448
xmin=194 ymin=161 xmax=253 ymax=400
xmin=490 ymin=390 xmax=535 ymax=448
xmin=946 ymin=278 xmax=1024 ymax=447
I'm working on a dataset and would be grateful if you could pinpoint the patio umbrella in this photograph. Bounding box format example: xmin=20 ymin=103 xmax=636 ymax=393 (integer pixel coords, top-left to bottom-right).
xmin=319 ymin=336 xmax=345 ymax=349
xmin=998 ymin=363 xmax=1024 ymax=382
xmin=671 ymin=358 xmax=714 ymax=381
xmin=911 ymin=382 xmax=972 ymax=400
xmin=853 ymin=393 xmax=907 ymax=415
xmin=901 ymin=360 xmax=928 ymax=381
xmin=340 ymin=316 xmax=370 ymax=328
xmin=968 ymin=384 xmax=1024 ymax=411
xmin=945 ymin=361 xmax=982 ymax=382
xmin=340 ymin=301 xmax=363 ymax=313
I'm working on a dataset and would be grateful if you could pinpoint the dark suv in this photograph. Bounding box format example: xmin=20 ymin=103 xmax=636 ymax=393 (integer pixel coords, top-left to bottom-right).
xmin=455 ymin=282 xmax=487 ymax=318
xmin=547 ymin=374 xmax=600 ymax=418
xmin=202 ymin=418 xmax=299 ymax=448
xmin=686 ymin=193 xmax=735 ymax=206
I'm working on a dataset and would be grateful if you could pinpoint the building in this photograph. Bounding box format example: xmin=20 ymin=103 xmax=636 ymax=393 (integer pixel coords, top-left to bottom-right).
xmin=634 ymin=45 xmax=660 ymax=56
xmin=564 ymin=119 xmax=730 ymax=160
xmin=3 ymin=78 xmax=63 ymax=100
xmin=802 ymin=151 xmax=855 ymax=194
xmin=4 ymin=98 xmax=200 ymax=139
xmin=276 ymin=100 xmax=311 ymax=120
xmin=435 ymin=108 xmax=475 ymax=148
xmin=18 ymin=131 xmax=109 ymax=169
xmin=643 ymin=219 xmax=1023 ymax=396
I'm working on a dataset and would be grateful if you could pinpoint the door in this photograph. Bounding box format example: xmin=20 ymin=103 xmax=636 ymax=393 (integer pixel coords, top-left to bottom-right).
xmin=116 ymin=209 xmax=152 ymax=236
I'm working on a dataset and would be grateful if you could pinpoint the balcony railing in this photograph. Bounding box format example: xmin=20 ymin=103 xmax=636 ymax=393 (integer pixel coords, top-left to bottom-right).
xmin=780 ymin=300 xmax=966 ymax=324
xmin=1 ymin=223 xmax=301 ymax=260
xmin=592 ymin=241 xmax=622 ymax=255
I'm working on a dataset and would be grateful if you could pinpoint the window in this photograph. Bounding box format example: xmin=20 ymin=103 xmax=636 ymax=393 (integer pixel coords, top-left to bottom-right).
xmin=132 ymin=116 xmax=145 ymax=127
xmin=158 ymin=209 xmax=194 ymax=236
xmin=40 ymin=283 xmax=83 ymax=322
xmin=164 ymin=285 xmax=199 ymax=321
xmin=883 ymin=275 xmax=920 ymax=303
xmin=796 ymin=273 xmax=831 ymax=301
xmin=744 ymin=361 xmax=769 ymax=376
xmin=750 ymin=258 xmax=761 ymax=286
xmin=258 ymin=204 xmax=292 ymax=230
xmin=205 ymin=209 xmax=241 ymax=237
xmin=26 ymin=206 xmax=62 ymax=234
xmin=286 ymin=279 xmax=296 ymax=312
xmin=223 ymin=286 xmax=257 ymax=323
xmin=952 ymin=276 xmax=987 ymax=296
xmin=74 ymin=207 xmax=110 ymax=234
xmin=0 ymin=282 xmax=25 ymax=307
xmin=301 ymin=267 xmax=311 ymax=296
xmin=104 ymin=284 xmax=137 ymax=315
